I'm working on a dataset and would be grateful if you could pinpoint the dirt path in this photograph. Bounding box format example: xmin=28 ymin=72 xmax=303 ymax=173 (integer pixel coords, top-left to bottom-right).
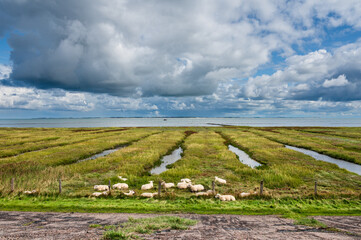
xmin=0 ymin=211 xmax=360 ymax=240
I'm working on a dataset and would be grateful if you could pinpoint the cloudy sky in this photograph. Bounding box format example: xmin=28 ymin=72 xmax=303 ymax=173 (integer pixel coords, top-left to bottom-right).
xmin=1 ymin=0 xmax=361 ymax=118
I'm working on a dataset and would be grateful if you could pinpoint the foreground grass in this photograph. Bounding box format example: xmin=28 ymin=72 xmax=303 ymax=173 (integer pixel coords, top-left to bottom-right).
xmin=102 ymin=216 xmax=197 ymax=239
xmin=0 ymin=197 xmax=360 ymax=216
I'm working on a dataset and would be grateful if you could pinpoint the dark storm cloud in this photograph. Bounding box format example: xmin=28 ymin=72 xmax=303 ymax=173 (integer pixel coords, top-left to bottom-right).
xmin=0 ymin=0 xmax=329 ymax=97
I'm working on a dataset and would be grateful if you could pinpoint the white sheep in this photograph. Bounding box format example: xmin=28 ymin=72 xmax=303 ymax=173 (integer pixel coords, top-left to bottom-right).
xmin=215 ymin=176 xmax=227 ymax=184
xmin=124 ymin=190 xmax=135 ymax=196
xmin=195 ymin=190 xmax=214 ymax=196
xmin=189 ymin=184 xmax=205 ymax=192
xmin=141 ymin=192 xmax=158 ymax=198
xmin=94 ymin=185 xmax=109 ymax=191
xmin=92 ymin=191 xmax=109 ymax=197
xmin=161 ymin=181 xmax=175 ymax=189
xmin=118 ymin=176 xmax=128 ymax=181
xmin=177 ymin=181 xmax=191 ymax=189
xmin=239 ymin=192 xmax=251 ymax=197
xmin=215 ymin=194 xmax=236 ymax=201
xmin=180 ymin=178 xmax=192 ymax=183
xmin=112 ymin=183 xmax=129 ymax=190
xmin=141 ymin=181 xmax=154 ymax=190
xmin=24 ymin=190 xmax=37 ymax=195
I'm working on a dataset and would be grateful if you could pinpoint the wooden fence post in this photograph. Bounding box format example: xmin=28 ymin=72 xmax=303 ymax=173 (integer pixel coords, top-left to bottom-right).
xmin=158 ymin=180 xmax=162 ymax=197
xmin=212 ymin=181 xmax=215 ymax=194
xmin=11 ymin=178 xmax=14 ymax=192
xmin=260 ymin=180 xmax=264 ymax=195
xmin=108 ymin=180 xmax=111 ymax=191
xmin=314 ymin=180 xmax=317 ymax=195
xmin=58 ymin=178 xmax=62 ymax=194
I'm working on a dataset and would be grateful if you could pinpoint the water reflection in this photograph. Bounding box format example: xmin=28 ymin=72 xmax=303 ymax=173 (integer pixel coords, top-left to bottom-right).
xmin=285 ymin=145 xmax=361 ymax=175
xmin=228 ymin=145 xmax=261 ymax=168
xmin=77 ymin=146 xmax=125 ymax=163
xmin=150 ymin=147 xmax=183 ymax=174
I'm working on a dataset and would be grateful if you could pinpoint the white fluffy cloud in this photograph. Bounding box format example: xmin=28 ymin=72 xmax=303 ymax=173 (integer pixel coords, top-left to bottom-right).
xmin=323 ymin=75 xmax=349 ymax=88
xmin=0 ymin=64 xmax=11 ymax=80
xmin=241 ymin=40 xmax=361 ymax=101
xmin=1 ymin=0 xmax=361 ymax=117
xmin=2 ymin=0 xmax=361 ymax=98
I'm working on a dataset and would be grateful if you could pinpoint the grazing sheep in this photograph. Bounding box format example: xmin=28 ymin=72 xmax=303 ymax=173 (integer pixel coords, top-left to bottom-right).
xmin=177 ymin=181 xmax=191 ymax=189
xmin=195 ymin=190 xmax=214 ymax=196
xmin=94 ymin=185 xmax=109 ymax=191
xmin=189 ymin=184 xmax=205 ymax=192
xmin=239 ymin=192 xmax=251 ymax=197
xmin=141 ymin=181 xmax=154 ymax=190
xmin=92 ymin=191 xmax=109 ymax=197
xmin=215 ymin=176 xmax=227 ymax=184
xmin=180 ymin=178 xmax=192 ymax=183
xmin=141 ymin=192 xmax=158 ymax=198
xmin=118 ymin=176 xmax=128 ymax=181
xmin=215 ymin=194 xmax=236 ymax=201
xmin=161 ymin=181 xmax=175 ymax=189
xmin=24 ymin=190 xmax=37 ymax=195
xmin=124 ymin=190 xmax=135 ymax=196
xmin=112 ymin=183 xmax=129 ymax=190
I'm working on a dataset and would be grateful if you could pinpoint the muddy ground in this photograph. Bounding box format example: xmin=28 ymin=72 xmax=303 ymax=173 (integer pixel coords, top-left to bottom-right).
xmin=0 ymin=211 xmax=360 ymax=239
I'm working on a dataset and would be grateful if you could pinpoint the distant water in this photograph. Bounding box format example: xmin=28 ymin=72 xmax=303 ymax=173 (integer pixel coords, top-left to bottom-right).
xmin=0 ymin=118 xmax=360 ymax=128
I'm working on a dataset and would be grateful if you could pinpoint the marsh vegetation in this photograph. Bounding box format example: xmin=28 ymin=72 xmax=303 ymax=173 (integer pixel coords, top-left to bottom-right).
xmin=0 ymin=126 xmax=360 ymax=215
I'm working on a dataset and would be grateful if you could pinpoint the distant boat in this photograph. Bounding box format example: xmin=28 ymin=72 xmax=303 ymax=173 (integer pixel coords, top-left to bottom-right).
xmin=163 ymin=118 xmax=167 ymax=121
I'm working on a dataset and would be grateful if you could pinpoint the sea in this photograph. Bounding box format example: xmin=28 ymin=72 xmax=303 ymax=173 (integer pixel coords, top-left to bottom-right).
xmin=0 ymin=118 xmax=360 ymax=128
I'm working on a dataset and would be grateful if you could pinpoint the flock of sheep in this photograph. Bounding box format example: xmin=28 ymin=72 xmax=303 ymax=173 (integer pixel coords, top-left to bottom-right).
xmin=92 ymin=176 xmax=252 ymax=201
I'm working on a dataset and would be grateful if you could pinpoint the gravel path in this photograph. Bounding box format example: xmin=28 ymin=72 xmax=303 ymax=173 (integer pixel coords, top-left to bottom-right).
xmin=0 ymin=211 xmax=360 ymax=240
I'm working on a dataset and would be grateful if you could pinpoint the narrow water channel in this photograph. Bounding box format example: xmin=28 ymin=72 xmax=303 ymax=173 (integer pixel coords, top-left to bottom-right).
xmin=285 ymin=145 xmax=361 ymax=175
xmin=77 ymin=146 xmax=125 ymax=163
xmin=228 ymin=145 xmax=262 ymax=168
xmin=150 ymin=147 xmax=183 ymax=175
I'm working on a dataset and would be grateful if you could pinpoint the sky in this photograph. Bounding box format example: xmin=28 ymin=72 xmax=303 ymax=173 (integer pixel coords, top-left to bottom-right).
xmin=0 ymin=0 xmax=361 ymax=119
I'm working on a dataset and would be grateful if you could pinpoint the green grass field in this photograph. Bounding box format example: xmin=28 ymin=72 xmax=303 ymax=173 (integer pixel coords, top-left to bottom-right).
xmin=0 ymin=127 xmax=360 ymax=215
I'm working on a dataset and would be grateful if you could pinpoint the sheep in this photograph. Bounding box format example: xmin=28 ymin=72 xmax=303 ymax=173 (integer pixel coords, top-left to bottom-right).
xmin=112 ymin=183 xmax=129 ymax=190
xmin=24 ymin=190 xmax=37 ymax=195
xmin=177 ymin=181 xmax=191 ymax=189
xmin=189 ymin=184 xmax=205 ymax=192
xmin=141 ymin=181 xmax=154 ymax=190
xmin=92 ymin=192 xmax=103 ymax=197
xmin=94 ymin=185 xmax=109 ymax=191
xmin=124 ymin=190 xmax=135 ymax=196
xmin=195 ymin=190 xmax=214 ymax=196
xmin=92 ymin=191 xmax=109 ymax=197
xmin=161 ymin=181 xmax=175 ymax=189
xmin=239 ymin=192 xmax=251 ymax=197
xmin=215 ymin=194 xmax=236 ymax=201
xmin=141 ymin=192 xmax=158 ymax=198
xmin=180 ymin=178 xmax=192 ymax=183
xmin=215 ymin=176 xmax=227 ymax=184
xmin=118 ymin=176 xmax=128 ymax=181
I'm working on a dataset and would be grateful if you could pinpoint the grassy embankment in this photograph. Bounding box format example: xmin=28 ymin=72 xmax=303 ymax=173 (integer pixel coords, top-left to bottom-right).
xmin=0 ymin=128 xmax=160 ymax=194
xmin=249 ymin=127 xmax=361 ymax=164
xmin=0 ymin=197 xmax=360 ymax=216
xmin=296 ymin=127 xmax=361 ymax=139
xmin=0 ymin=127 xmax=360 ymax=216
xmin=0 ymin=128 xmax=131 ymax=158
